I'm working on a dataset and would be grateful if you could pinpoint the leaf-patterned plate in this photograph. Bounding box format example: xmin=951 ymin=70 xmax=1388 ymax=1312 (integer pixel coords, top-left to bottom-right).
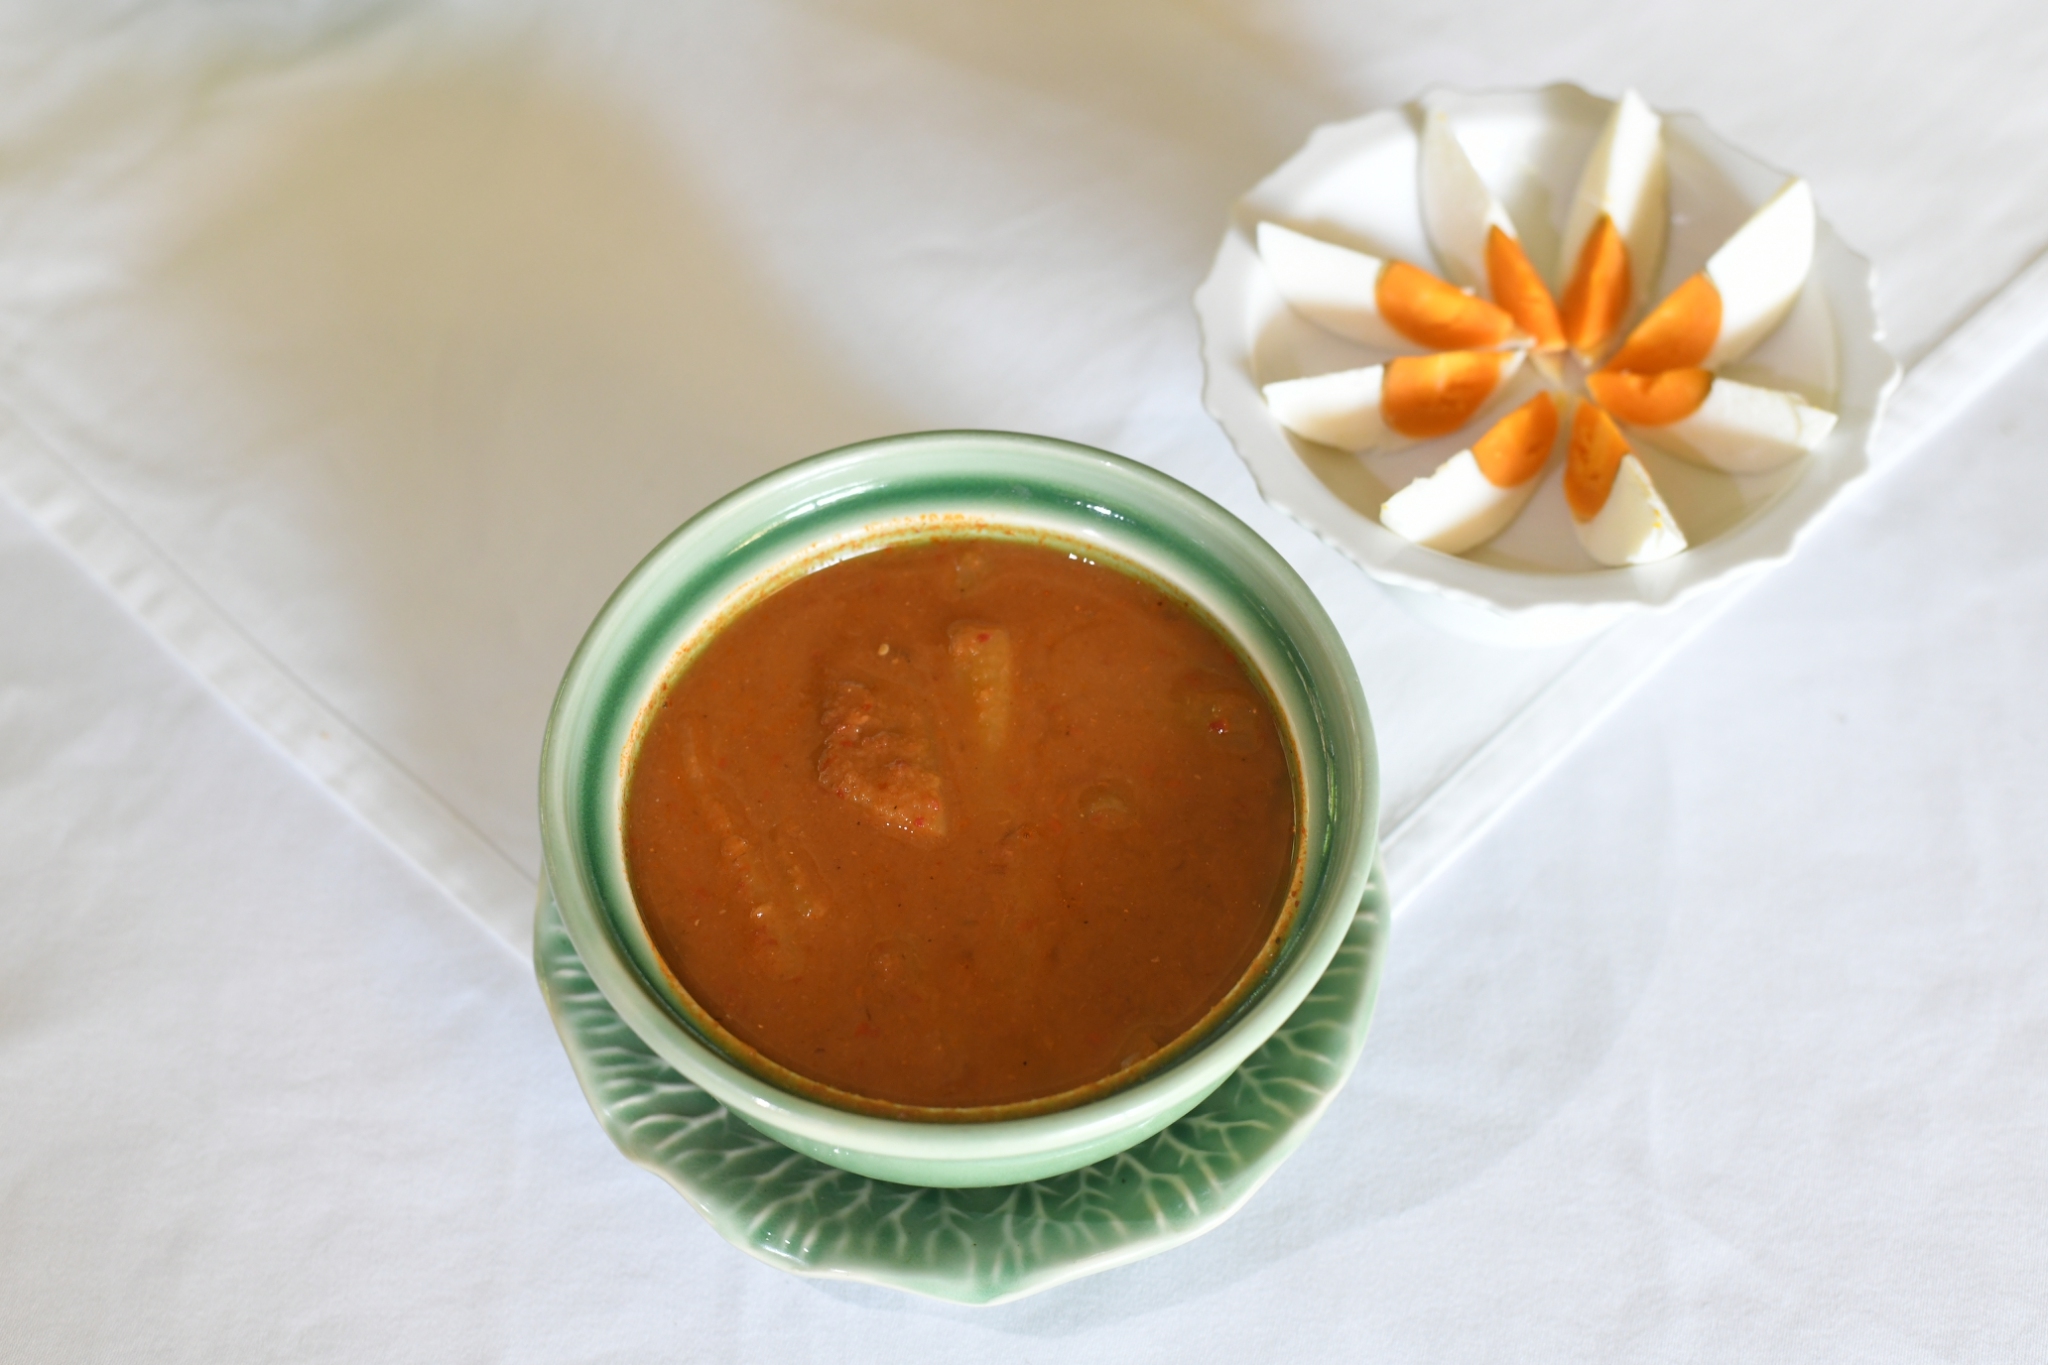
xmin=535 ymin=857 xmax=1389 ymax=1305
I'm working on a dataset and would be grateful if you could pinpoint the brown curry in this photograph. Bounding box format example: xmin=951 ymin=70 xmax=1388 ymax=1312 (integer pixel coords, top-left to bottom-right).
xmin=623 ymin=537 xmax=1297 ymax=1110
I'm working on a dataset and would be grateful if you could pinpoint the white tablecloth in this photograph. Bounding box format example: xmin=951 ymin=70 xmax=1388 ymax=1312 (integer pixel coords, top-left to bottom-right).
xmin=5 ymin=2 xmax=2046 ymax=1358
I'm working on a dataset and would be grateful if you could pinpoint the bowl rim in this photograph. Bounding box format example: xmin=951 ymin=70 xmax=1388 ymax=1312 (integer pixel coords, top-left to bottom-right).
xmin=538 ymin=429 xmax=1380 ymax=1172
xmin=1194 ymin=81 xmax=1902 ymax=633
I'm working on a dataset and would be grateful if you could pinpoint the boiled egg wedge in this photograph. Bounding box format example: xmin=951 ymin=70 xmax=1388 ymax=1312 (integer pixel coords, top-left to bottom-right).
xmin=1264 ymin=349 xmax=1526 ymax=452
xmin=1557 ymin=90 xmax=1667 ymax=364
xmin=1419 ymin=108 xmax=1566 ymax=353
xmin=1586 ymin=368 xmax=1837 ymax=474
xmin=1382 ymin=391 xmax=1560 ymax=553
xmin=1605 ymin=178 xmax=1817 ymax=373
xmin=1257 ymin=221 xmax=1521 ymax=352
xmin=1564 ymin=399 xmax=1686 ymax=565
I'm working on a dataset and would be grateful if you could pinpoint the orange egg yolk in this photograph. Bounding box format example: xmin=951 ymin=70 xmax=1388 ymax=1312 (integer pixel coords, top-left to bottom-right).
xmin=1381 ymin=351 xmax=1511 ymax=438
xmin=1471 ymin=391 xmax=1559 ymax=488
xmin=1606 ymin=273 xmax=1722 ymax=373
xmin=1376 ymin=260 xmax=1517 ymax=351
xmin=1560 ymin=215 xmax=1630 ymax=359
xmin=1586 ymin=367 xmax=1714 ymax=426
xmin=1485 ymin=227 xmax=1565 ymax=353
xmin=1565 ymin=400 xmax=1633 ymax=521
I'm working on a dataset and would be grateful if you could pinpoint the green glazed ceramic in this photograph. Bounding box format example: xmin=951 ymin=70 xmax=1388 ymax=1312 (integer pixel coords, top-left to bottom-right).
xmin=535 ymin=858 xmax=1389 ymax=1305
xmin=538 ymin=430 xmax=1378 ymax=1188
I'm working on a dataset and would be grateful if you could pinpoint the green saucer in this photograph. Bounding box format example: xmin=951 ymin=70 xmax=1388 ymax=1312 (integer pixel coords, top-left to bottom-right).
xmin=535 ymin=859 xmax=1389 ymax=1306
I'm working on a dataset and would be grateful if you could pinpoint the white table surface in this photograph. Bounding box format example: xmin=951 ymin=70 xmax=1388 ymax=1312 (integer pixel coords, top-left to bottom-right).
xmin=6 ymin=2 xmax=2047 ymax=1358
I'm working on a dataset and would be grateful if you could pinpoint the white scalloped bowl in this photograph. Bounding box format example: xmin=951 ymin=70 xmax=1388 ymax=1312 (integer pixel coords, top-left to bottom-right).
xmin=1196 ymin=83 xmax=1900 ymax=645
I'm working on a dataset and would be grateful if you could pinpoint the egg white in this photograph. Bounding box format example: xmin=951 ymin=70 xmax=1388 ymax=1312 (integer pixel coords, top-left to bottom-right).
xmin=1263 ymin=365 xmax=1393 ymax=450
xmin=1703 ymin=179 xmax=1816 ymax=368
xmin=1257 ymin=222 xmax=1411 ymax=351
xmin=1382 ymin=449 xmax=1545 ymax=554
xmin=1628 ymin=376 xmax=1836 ymax=474
xmin=1418 ymin=108 xmax=1519 ymax=295
xmin=1573 ymin=453 xmax=1687 ymax=566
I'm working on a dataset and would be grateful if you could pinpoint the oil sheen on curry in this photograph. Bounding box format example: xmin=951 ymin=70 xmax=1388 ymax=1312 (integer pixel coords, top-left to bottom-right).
xmin=623 ymin=537 xmax=1299 ymax=1112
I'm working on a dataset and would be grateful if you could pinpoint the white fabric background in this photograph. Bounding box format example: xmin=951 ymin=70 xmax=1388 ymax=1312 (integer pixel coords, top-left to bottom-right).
xmin=4 ymin=0 xmax=2047 ymax=1358
xmin=5 ymin=0 xmax=2047 ymax=947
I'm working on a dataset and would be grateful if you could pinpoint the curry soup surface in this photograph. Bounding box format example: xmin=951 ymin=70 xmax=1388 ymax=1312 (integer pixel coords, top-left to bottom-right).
xmin=624 ymin=537 xmax=1297 ymax=1110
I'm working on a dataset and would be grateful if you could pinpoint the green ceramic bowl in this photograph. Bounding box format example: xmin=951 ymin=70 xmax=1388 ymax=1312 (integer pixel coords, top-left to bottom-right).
xmin=538 ymin=430 xmax=1377 ymax=1188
